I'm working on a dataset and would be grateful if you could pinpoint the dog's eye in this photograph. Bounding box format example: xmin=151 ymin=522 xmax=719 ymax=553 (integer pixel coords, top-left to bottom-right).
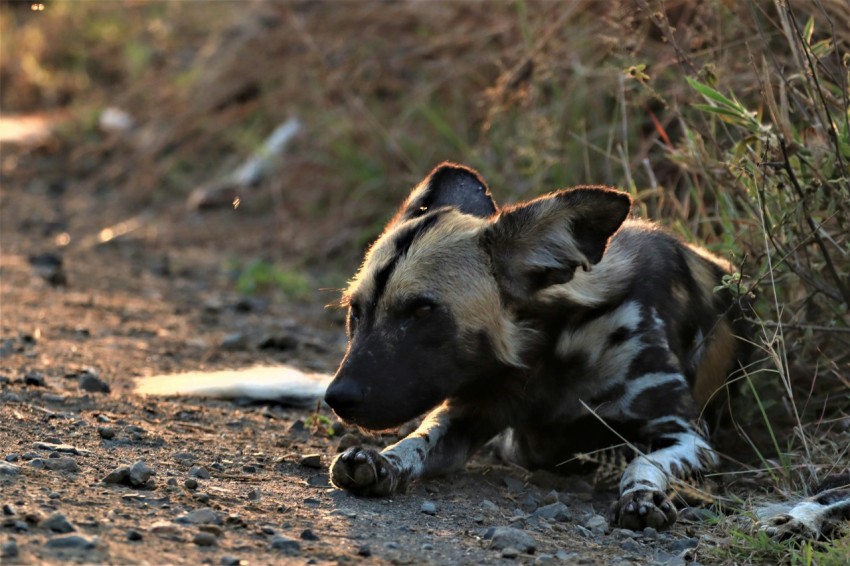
xmin=413 ymin=304 xmax=433 ymax=318
xmin=405 ymin=298 xmax=437 ymax=320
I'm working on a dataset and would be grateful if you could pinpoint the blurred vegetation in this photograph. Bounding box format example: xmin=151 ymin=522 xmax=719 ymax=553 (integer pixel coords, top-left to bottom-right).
xmin=2 ymin=0 xmax=849 ymax=538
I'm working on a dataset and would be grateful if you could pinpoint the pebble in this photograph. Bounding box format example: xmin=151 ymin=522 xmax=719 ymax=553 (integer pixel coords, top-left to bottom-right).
xmin=247 ymin=488 xmax=261 ymax=501
xmin=501 ymin=546 xmax=520 ymax=559
xmin=45 ymin=534 xmax=95 ymax=550
xmin=193 ymin=531 xmax=218 ymax=547
xmin=189 ymin=466 xmax=211 ymax=479
xmin=533 ymin=502 xmax=572 ymax=522
xmin=41 ymin=512 xmax=76 ymax=533
xmin=129 ymin=460 xmax=153 ymax=485
xmin=611 ymin=528 xmax=639 ymax=539
xmin=97 ymin=426 xmax=115 ymax=439
xmin=173 ymin=452 xmax=196 ymax=465
xmin=620 ymin=538 xmax=641 ymax=552
xmin=481 ymin=499 xmax=499 ymax=512
xmin=487 ymin=527 xmax=537 ymax=554
xmin=643 ymin=527 xmax=658 ymax=539
xmin=177 ymin=508 xmax=222 ymax=525
xmin=270 ymin=535 xmax=301 ymax=555
xmin=40 ymin=457 xmax=80 ymax=473
xmin=4 ymin=454 xmax=19 ymax=463
xmin=357 ymin=545 xmax=372 ymax=557
xmin=34 ymin=442 xmax=81 ymax=455
xmin=184 ymin=478 xmax=199 ymax=490
xmin=149 ymin=521 xmax=181 ymax=536
xmin=584 ymin=514 xmax=609 ymax=537
xmin=127 ymin=529 xmax=143 ymax=541
xmin=1 ymin=540 xmax=19 ymax=559
xmin=3 ymin=504 xmax=15 ymax=516
xmin=103 ymin=466 xmax=130 ymax=485
xmin=300 ymin=528 xmax=319 ymax=541
xmin=24 ymin=371 xmax=46 ymax=387
xmin=420 ymin=501 xmax=437 ymax=515
xmin=220 ymin=332 xmax=248 ymax=350
xmin=0 ymin=461 xmax=20 ymax=476
xmin=79 ymin=372 xmax=110 ymax=393
xmin=299 ymin=454 xmax=322 ymax=469
xmin=221 ymin=556 xmax=245 ymax=566
xmin=543 ymin=490 xmax=559 ymax=505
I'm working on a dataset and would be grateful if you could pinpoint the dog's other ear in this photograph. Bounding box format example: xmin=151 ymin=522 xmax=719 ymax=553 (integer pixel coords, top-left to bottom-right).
xmin=395 ymin=162 xmax=498 ymax=222
xmin=484 ymin=187 xmax=631 ymax=300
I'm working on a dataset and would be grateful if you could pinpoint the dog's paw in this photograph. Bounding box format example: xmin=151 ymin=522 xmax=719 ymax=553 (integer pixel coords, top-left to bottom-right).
xmin=330 ymin=447 xmax=399 ymax=496
xmin=761 ymin=514 xmax=819 ymax=540
xmin=611 ymin=489 xmax=678 ymax=530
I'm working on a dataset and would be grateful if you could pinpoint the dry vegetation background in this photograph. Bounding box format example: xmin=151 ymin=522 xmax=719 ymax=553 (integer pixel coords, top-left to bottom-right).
xmin=2 ymin=0 xmax=849 ymax=555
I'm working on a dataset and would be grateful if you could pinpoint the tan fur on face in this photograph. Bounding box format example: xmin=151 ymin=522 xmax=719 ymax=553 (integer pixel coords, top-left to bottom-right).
xmin=349 ymin=212 xmax=529 ymax=368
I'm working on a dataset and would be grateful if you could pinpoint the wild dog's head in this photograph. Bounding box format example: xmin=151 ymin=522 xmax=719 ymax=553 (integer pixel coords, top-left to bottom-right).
xmin=325 ymin=163 xmax=632 ymax=430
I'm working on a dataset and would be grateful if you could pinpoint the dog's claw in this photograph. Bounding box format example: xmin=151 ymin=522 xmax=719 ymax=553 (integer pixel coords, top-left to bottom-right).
xmin=330 ymin=447 xmax=398 ymax=496
xmin=611 ymin=489 xmax=678 ymax=531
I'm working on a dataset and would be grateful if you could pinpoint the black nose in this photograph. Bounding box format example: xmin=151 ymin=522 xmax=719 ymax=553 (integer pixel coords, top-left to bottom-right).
xmin=324 ymin=378 xmax=364 ymax=413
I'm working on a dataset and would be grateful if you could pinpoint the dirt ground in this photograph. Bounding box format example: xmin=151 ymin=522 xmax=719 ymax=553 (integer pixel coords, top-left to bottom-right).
xmin=2 ymin=137 xmax=721 ymax=565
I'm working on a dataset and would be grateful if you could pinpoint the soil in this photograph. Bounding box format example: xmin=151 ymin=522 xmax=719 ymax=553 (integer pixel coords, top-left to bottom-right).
xmin=1 ymin=138 xmax=708 ymax=565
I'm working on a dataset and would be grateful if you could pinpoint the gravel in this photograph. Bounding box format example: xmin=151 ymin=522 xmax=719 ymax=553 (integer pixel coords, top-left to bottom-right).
xmin=532 ymin=502 xmax=572 ymax=522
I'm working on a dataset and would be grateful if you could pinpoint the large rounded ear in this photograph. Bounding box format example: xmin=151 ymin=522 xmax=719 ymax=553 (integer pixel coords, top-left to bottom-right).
xmin=483 ymin=187 xmax=632 ymax=302
xmin=394 ymin=162 xmax=498 ymax=223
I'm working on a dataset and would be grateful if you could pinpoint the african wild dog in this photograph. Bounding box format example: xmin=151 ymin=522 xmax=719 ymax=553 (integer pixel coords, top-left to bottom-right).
xmin=323 ymin=162 xmax=750 ymax=531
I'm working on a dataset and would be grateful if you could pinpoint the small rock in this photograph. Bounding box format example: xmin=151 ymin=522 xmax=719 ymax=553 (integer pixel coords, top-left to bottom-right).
xmin=502 ymin=546 xmax=520 ymax=559
xmin=4 ymin=454 xmax=19 ymax=463
xmin=533 ymin=502 xmax=572 ymax=522
xmin=543 ymin=490 xmax=559 ymax=505
xmin=300 ymin=528 xmax=319 ymax=541
xmin=43 ymin=457 xmax=79 ymax=473
xmin=34 ymin=442 xmax=81 ymax=455
xmin=0 ymin=461 xmax=20 ymax=476
xmin=611 ymin=528 xmax=639 ymax=539
xmin=620 ymin=538 xmax=641 ymax=552
xmin=220 ymin=333 xmax=248 ymax=350
xmin=503 ymin=477 xmax=525 ymax=493
xmin=97 ymin=426 xmax=115 ymax=440
xmin=166 ymin=478 xmax=177 ymax=486
xmin=24 ymin=371 xmax=46 ymax=387
xmin=177 ymin=508 xmax=222 ymax=525
xmin=189 ymin=466 xmax=210 ymax=479
xmin=3 ymin=504 xmax=15 ymax=515
xmin=127 ymin=529 xmax=143 ymax=541
xmin=357 ymin=545 xmax=371 ymax=557
xmin=584 ymin=514 xmax=608 ymax=537
xmin=643 ymin=527 xmax=658 ymax=539
xmin=149 ymin=521 xmax=181 ymax=536
xmin=299 ymin=454 xmax=322 ymax=469
xmin=1 ymin=539 xmax=19 ymax=559
xmin=270 ymin=535 xmax=301 ymax=555
xmin=488 ymin=527 xmax=537 ymax=554
xmin=481 ymin=499 xmax=499 ymax=512
xmin=184 ymin=478 xmax=199 ymax=490
xmin=128 ymin=460 xmax=153 ymax=486
xmin=421 ymin=543 xmax=434 ymax=550
xmin=193 ymin=531 xmax=218 ymax=547
xmin=336 ymin=433 xmax=360 ymax=452
xmin=41 ymin=512 xmax=75 ymax=533
xmin=103 ymin=466 xmax=130 ymax=485
xmin=555 ymin=550 xmax=580 ymax=561
xmin=247 ymin=488 xmax=261 ymax=501
xmin=421 ymin=501 xmax=437 ymax=515
xmin=45 ymin=534 xmax=95 ymax=550
xmin=173 ymin=452 xmax=196 ymax=465
xmin=221 ymin=556 xmax=244 ymax=566
xmin=78 ymin=372 xmax=110 ymax=393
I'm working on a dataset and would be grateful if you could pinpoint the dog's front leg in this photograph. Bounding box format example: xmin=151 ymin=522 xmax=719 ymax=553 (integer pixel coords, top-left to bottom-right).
xmin=612 ymin=416 xmax=718 ymax=530
xmin=330 ymin=403 xmax=491 ymax=496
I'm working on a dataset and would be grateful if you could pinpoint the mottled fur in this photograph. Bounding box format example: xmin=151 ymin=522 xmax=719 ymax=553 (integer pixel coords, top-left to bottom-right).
xmin=325 ymin=162 xmax=753 ymax=530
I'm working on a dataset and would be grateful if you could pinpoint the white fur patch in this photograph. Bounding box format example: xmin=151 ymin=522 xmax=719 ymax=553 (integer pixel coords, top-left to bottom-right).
xmin=135 ymin=366 xmax=332 ymax=404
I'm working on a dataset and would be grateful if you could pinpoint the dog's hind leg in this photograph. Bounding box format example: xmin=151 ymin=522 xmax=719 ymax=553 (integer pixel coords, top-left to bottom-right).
xmin=330 ymin=403 xmax=500 ymax=496
xmin=762 ymin=481 xmax=850 ymax=540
